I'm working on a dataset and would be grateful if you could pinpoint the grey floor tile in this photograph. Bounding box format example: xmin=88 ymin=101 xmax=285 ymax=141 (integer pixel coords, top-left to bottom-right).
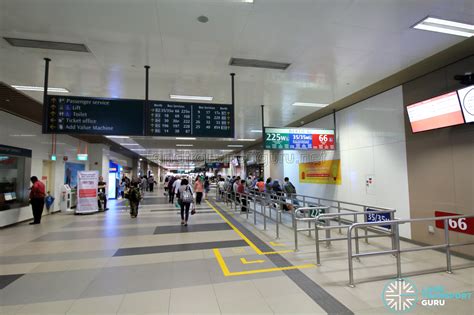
xmin=32 ymin=226 xmax=156 ymax=242
xmin=0 ymin=274 xmax=24 ymax=290
xmin=113 ymin=239 xmax=247 ymax=257
xmin=154 ymin=222 xmax=230 ymax=234
xmin=1 ymin=249 xmax=117 ymax=264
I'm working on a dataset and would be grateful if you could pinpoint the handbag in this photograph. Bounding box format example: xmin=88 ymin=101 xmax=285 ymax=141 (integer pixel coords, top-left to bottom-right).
xmin=191 ymin=203 xmax=196 ymax=215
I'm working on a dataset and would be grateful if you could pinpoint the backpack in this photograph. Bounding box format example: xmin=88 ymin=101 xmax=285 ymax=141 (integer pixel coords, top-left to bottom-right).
xmin=288 ymin=182 xmax=296 ymax=194
xmin=129 ymin=187 xmax=141 ymax=201
xmin=180 ymin=186 xmax=194 ymax=203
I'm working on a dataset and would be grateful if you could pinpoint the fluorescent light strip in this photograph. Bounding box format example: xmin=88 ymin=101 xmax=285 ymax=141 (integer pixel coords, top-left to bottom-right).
xmin=121 ymin=143 xmax=140 ymax=146
xmin=106 ymin=136 xmax=130 ymax=139
xmin=11 ymin=85 xmax=70 ymax=93
xmin=131 ymin=149 xmax=147 ymax=151
xmin=9 ymin=134 xmax=37 ymax=137
xmin=292 ymin=102 xmax=328 ymax=108
xmin=237 ymin=138 xmax=255 ymax=141
xmin=176 ymin=137 xmax=196 ymax=140
xmin=170 ymin=94 xmax=213 ymax=101
xmin=176 ymin=144 xmax=194 ymax=147
xmin=250 ymin=130 xmax=262 ymax=133
xmin=228 ymin=144 xmax=244 ymax=148
xmin=413 ymin=17 xmax=474 ymax=38
xmin=221 ymin=149 xmax=234 ymax=152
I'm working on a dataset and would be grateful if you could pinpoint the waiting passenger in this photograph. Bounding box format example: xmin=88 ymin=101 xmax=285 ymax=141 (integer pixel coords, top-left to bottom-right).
xmin=265 ymin=177 xmax=273 ymax=193
xmin=204 ymin=176 xmax=210 ymax=200
xmin=256 ymin=178 xmax=265 ymax=193
xmin=237 ymin=179 xmax=247 ymax=212
xmin=29 ymin=176 xmax=46 ymax=225
xmin=283 ymin=177 xmax=299 ymax=206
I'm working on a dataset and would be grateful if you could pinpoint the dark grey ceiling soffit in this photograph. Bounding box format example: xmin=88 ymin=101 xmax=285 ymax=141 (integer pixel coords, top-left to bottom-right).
xmin=229 ymin=57 xmax=290 ymax=70
xmin=3 ymin=37 xmax=90 ymax=52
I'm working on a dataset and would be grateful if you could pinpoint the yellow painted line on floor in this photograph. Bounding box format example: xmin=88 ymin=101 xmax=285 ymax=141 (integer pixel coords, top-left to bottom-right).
xmin=213 ymin=249 xmax=315 ymax=276
xmin=240 ymin=257 xmax=265 ymax=264
xmin=206 ymin=200 xmax=294 ymax=256
xmin=269 ymin=241 xmax=285 ymax=247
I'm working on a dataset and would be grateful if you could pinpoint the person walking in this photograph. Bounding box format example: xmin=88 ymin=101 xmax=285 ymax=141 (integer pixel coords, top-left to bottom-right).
xmin=178 ymin=178 xmax=194 ymax=226
xmin=128 ymin=181 xmax=142 ymax=218
xmin=29 ymin=176 xmax=46 ymax=225
xmin=97 ymin=176 xmax=107 ymax=211
xmin=148 ymin=175 xmax=155 ymax=192
xmin=168 ymin=176 xmax=176 ymax=203
xmin=203 ymin=176 xmax=210 ymax=200
xmin=194 ymin=177 xmax=204 ymax=205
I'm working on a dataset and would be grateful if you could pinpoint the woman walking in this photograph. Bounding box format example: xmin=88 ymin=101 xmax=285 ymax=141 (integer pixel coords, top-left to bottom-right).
xmin=194 ymin=177 xmax=204 ymax=205
xmin=178 ymin=179 xmax=194 ymax=226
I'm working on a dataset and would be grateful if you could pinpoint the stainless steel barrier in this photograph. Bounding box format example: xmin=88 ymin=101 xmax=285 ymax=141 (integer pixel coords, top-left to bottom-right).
xmin=293 ymin=206 xmax=330 ymax=252
xmin=311 ymin=210 xmax=396 ymax=265
xmin=347 ymin=214 xmax=474 ymax=287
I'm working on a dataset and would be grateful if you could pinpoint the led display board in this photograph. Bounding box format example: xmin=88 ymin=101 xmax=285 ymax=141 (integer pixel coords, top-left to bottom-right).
xmin=264 ymin=127 xmax=335 ymax=150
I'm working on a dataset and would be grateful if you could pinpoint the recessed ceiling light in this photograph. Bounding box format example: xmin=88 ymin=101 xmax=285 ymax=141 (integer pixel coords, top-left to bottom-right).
xmin=228 ymin=144 xmax=244 ymax=148
xmin=242 ymin=0 xmax=254 ymax=3
xmin=176 ymin=144 xmax=194 ymax=147
xmin=292 ymin=102 xmax=329 ymax=108
xmin=413 ymin=16 xmax=474 ymax=38
xmin=176 ymin=137 xmax=197 ymax=140
xmin=11 ymin=85 xmax=70 ymax=93
xmin=170 ymin=94 xmax=213 ymax=101
xmin=250 ymin=130 xmax=262 ymax=133
xmin=237 ymin=138 xmax=255 ymax=141
xmin=106 ymin=136 xmax=130 ymax=139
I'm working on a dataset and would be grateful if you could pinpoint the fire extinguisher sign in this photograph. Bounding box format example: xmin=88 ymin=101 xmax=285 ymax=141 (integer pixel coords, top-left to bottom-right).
xmin=434 ymin=211 xmax=474 ymax=235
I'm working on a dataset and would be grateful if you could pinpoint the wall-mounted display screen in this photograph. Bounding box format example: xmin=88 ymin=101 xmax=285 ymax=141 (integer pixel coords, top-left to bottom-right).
xmin=264 ymin=127 xmax=335 ymax=150
xmin=457 ymin=85 xmax=474 ymax=123
xmin=407 ymin=91 xmax=465 ymax=133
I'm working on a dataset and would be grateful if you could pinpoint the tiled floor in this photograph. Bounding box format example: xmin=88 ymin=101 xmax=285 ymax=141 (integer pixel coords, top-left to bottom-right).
xmin=1 ymin=188 xmax=472 ymax=314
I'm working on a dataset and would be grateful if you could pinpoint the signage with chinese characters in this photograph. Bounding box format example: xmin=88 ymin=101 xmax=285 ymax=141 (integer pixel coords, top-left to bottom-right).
xmin=264 ymin=127 xmax=335 ymax=150
xmin=435 ymin=211 xmax=474 ymax=235
xmin=43 ymin=96 xmax=145 ymax=135
xmin=146 ymin=101 xmax=234 ymax=138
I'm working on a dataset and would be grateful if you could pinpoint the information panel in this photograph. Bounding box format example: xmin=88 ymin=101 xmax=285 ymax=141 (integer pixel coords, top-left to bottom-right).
xmin=435 ymin=211 xmax=474 ymax=235
xmin=43 ymin=96 xmax=145 ymax=135
xmin=264 ymin=127 xmax=335 ymax=150
xmin=146 ymin=101 xmax=234 ymax=138
xmin=457 ymin=85 xmax=474 ymax=123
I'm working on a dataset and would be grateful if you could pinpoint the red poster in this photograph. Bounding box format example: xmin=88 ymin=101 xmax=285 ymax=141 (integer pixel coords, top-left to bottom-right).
xmin=434 ymin=211 xmax=474 ymax=235
xmin=312 ymin=134 xmax=335 ymax=150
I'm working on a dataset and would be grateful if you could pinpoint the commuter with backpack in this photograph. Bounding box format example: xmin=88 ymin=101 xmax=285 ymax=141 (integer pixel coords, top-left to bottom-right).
xmin=128 ymin=181 xmax=142 ymax=218
xmin=283 ymin=177 xmax=299 ymax=206
xmin=178 ymin=178 xmax=194 ymax=226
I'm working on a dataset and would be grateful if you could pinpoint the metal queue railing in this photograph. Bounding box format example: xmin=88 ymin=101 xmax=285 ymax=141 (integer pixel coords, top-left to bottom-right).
xmin=347 ymin=214 xmax=474 ymax=287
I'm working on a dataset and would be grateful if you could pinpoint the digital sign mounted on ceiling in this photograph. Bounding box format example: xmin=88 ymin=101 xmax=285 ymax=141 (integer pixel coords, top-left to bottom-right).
xmin=457 ymin=85 xmax=474 ymax=123
xmin=43 ymin=96 xmax=235 ymax=138
xmin=146 ymin=101 xmax=234 ymax=138
xmin=264 ymin=127 xmax=335 ymax=150
xmin=43 ymin=96 xmax=145 ymax=136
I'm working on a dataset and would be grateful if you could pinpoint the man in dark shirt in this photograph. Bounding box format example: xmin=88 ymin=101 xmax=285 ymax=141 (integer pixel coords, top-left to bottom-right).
xmin=98 ymin=176 xmax=107 ymax=210
xmin=29 ymin=176 xmax=46 ymax=225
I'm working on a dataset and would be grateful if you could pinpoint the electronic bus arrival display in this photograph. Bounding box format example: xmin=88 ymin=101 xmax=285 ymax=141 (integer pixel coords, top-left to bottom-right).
xmin=146 ymin=101 xmax=234 ymax=138
xmin=43 ymin=96 xmax=145 ymax=135
xmin=264 ymin=127 xmax=335 ymax=150
xmin=43 ymin=96 xmax=234 ymax=138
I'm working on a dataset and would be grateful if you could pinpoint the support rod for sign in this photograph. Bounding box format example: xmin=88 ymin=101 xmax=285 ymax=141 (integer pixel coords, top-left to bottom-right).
xmin=145 ymin=65 xmax=150 ymax=101
xmin=333 ymin=109 xmax=337 ymax=150
xmin=230 ymin=73 xmax=236 ymax=141
xmin=261 ymin=104 xmax=265 ymax=148
xmin=42 ymin=58 xmax=51 ymax=134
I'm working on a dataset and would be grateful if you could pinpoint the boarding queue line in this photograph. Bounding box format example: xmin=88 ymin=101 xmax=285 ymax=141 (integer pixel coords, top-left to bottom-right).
xmin=214 ymin=187 xmax=474 ymax=287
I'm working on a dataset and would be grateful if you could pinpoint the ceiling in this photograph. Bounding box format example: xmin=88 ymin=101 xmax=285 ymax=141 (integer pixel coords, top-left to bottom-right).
xmin=1 ymin=0 xmax=473 ymax=168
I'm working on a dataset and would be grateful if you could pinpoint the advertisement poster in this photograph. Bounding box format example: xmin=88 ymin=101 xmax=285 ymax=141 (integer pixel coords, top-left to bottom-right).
xmin=299 ymin=159 xmax=341 ymax=185
xmin=64 ymin=162 xmax=85 ymax=188
xmin=76 ymin=170 xmax=99 ymax=214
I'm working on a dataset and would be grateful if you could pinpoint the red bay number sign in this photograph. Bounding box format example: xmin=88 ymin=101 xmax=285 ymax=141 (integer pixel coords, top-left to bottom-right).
xmin=435 ymin=211 xmax=474 ymax=235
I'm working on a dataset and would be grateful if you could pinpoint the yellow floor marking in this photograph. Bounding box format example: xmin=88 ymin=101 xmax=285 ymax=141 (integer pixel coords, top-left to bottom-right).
xmin=206 ymin=200 xmax=294 ymax=255
xmin=213 ymin=249 xmax=315 ymax=276
xmin=269 ymin=242 xmax=285 ymax=247
xmin=240 ymin=257 xmax=265 ymax=264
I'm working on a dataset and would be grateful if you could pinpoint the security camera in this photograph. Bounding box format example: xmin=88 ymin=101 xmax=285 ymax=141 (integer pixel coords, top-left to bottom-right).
xmin=454 ymin=73 xmax=473 ymax=86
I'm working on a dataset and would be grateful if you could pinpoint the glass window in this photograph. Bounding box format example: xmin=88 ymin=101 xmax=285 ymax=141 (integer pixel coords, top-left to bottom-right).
xmin=0 ymin=145 xmax=31 ymax=211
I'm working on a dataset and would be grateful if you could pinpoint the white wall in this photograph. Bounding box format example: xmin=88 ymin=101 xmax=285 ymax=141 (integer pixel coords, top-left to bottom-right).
xmin=275 ymin=87 xmax=412 ymax=237
xmin=0 ymin=111 xmax=90 ymax=226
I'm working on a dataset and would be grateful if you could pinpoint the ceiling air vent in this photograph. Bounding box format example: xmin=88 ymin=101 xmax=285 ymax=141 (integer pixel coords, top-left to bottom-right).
xmin=3 ymin=37 xmax=90 ymax=52
xmin=229 ymin=57 xmax=290 ymax=70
